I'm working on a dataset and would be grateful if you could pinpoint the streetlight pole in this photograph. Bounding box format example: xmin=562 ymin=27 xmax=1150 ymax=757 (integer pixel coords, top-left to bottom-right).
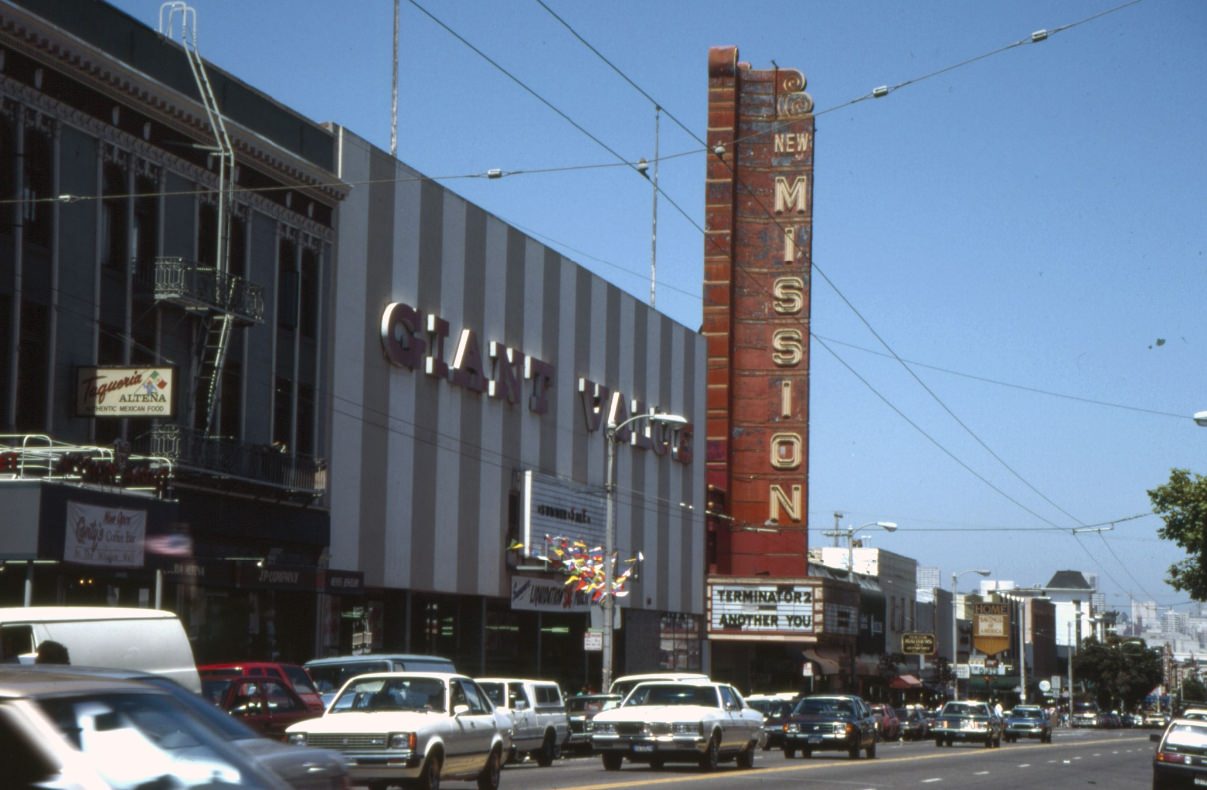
xmin=951 ymin=569 xmax=990 ymax=701
xmin=602 ymin=411 xmax=687 ymax=694
xmin=844 ymin=521 xmax=897 ymax=579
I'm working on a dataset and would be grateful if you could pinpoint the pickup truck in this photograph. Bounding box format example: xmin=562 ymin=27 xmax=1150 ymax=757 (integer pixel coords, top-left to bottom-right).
xmin=932 ymin=700 xmax=1003 ymax=748
xmin=477 ymin=677 xmax=570 ymax=766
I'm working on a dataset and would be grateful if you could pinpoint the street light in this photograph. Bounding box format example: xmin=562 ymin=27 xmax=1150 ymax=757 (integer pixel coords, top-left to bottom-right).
xmin=822 ymin=521 xmax=898 ymax=578
xmin=602 ymin=410 xmax=688 ymax=694
xmin=951 ymin=568 xmax=991 ymax=701
xmin=1194 ymin=410 xmax=1207 ymax=427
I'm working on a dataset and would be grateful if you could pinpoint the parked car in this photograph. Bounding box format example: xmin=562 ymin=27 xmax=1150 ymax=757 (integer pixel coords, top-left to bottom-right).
xmin=304 ymin=653 xmax=457 ymax=707
xmin=869 ymin=703 xmax=901 ymax=741
xmin=1152 ymin=717 xmax=1207 ymax=788
xmin=0 ymin=665 xmax=291 ymax=788
xmin=781 ymin=694 xmax=878 ymax=760
xmin=476 ymin=677 xmax=570 ymax=765
xmin=1071 ymin=700 xmax=1101 ymax=728
xmin=1004 ymin=704 xmax=1052 ymax=743
xmin=932 ymin=700 xmax=1003 ymax=748
xmin=607 ymin=671 xmax=710 ymax=700
xmin=1180 ymin=707 xmax=1207 ymax=722
xmin=896 ymin=706 xmax=930 ymax=741
xmin=286 ymin=671 xmax=506 ymax=790
xmin=200 ymin=661 xmax=325 ymax=711
xmin=589 ymin=679 xmax=763 ymax=771
xmin=746 ymin=693 xmax=798 ymax=749
xmin=1144 ymin=709 xmax=1172 ymax=728
xmin=566 ymin=693 xmax=622 ymax=754
xmin=17 ymin=663 xmax=349 ymax=789
xmin=1099 ymin=710 xmax=1122 ymax=728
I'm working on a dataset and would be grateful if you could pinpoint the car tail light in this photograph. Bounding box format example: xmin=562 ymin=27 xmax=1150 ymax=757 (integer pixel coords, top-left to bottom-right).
xmin=1156 ymin=751 xmax=1189 ymax=764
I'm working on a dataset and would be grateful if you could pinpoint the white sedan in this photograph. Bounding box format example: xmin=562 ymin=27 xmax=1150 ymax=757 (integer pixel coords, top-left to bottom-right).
xmin=286 ymin=672 xmax=506 ymax=790
xmin=589 ymin=680 xmax=764 ymax=771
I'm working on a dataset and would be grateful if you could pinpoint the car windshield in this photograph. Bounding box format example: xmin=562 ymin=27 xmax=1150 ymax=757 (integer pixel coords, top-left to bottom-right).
xmin=477 ymin=682 xmax=505 ymax=707
xmin=1012 ymin=706 xmax=1044 ymax=718
xmin=567 ymin=696 xmax=614 ymax=714
xmin=331 ymin=677 xmax=446 ymax=713
xmin=1165 ymin=723 xmax=1207 ymax=754
xmin=748 ymin=699 xmax=792 ymax=717
xmin=794 ymin=698 xmax=856 ymax=717
xmin=942 ymin=703 xmax=988 ymax=717
xmin=307 ymin=661 xmax=392 ymax=695
xmin=35 ymin=690 xmax=277 ymax=788
xmin=623 ymin=684 xmax=717 ymax=707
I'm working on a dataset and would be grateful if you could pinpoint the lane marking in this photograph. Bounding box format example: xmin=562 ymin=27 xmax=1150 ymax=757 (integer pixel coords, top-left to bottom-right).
xmin=973 ymin=770 xmax=990 ymax=775
xmin=921 ymin=779 xmax=942 ymax=784
xmin=1018 ymin=763 xmax=1031 ymax=768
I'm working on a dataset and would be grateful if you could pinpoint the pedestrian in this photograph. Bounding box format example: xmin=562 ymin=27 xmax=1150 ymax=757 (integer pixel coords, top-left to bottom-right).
xmin=35 ymin=640 xmax=70 ymax=665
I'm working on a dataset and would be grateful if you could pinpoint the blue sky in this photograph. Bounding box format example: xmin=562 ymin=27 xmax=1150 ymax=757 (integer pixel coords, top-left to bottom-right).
xmin=109 ymin=0 xmax=1206 ymax=614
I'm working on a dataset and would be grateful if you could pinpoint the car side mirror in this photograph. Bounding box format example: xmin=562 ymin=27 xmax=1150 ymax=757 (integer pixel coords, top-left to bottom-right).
xmin=454 ymin=704 xmax=471 ymax=716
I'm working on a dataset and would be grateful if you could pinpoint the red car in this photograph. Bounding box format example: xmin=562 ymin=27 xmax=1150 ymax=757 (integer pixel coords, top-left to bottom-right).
xmin=870 ymin=703 xmax=902 ymax=741
xmin=200 ymin=661 xmax=325 ymax=711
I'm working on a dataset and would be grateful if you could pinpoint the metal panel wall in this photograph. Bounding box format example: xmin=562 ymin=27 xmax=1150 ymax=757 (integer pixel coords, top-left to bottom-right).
xmin=331 ymin=128 xmax=706 ymax=614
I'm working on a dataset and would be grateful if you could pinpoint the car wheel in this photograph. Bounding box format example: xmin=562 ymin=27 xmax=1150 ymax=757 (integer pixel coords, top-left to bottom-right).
xmin=935 ymin=737 xmax=944 ymax=748
xmin=699 ymin=734 xmax=720 ymax=771
xmin=536 ymin=732 xmax=557 ymax=767
xmin=650 ymin=758 xmax=664 ymax=770
xmin=984 ymin=736 xmax=993 ymax=748
xmin=848 ymin=743 xmax=860 ymax=760
xmin=602 ymin=753 xmax=623 ymax=771
xmin=416 ymin=752 xmax=442 ymax=790
xmin=784 ymin=746 xmax=796 ymax=759
xmin=946 ymin=737 xmax=954 ymax=747
xmin=866 ymin=741 xmax=876 ymax=759
xmin=802 ymin=747 xmax=812 ymax=758
xmin=737 ymin=744 xmax=755 ymax=769
xmin=477 ymin=748 xmax=501 ymax=790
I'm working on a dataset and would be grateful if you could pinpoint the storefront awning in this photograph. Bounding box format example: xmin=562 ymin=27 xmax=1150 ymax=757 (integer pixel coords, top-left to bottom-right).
xmin=890 ymin=674 xmax=923 ymax=690
xmin=803 ymin=648 xmax=844 ymax=675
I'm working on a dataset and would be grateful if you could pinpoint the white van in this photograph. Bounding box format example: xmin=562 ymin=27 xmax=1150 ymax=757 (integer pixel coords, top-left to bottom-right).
xmin=0 ymin=607 xmax=200 ymax=693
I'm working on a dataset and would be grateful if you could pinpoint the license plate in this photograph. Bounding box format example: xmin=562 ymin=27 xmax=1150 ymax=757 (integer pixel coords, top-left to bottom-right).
xmin=808 ymin=736 xmax=823 ymax=744
xmin=633 ymin=744 xmax=655 ymax=753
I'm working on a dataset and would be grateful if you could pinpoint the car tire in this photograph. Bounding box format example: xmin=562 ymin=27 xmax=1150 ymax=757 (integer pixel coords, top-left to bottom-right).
xmin=699 ymin=734 xmax=720 ymax=772
xmin=650 ymin=758 xmax=664 ymax=770
xmin=602 ymin=753 xmax=623 ymax=771
xmin=848 ymin=743 xmax=860 ymax=760
xmin=935 ymin=737 xmax=944 ymax=748
xmin=477 ymin=748 xmax=501 ymax=790
xmin=737 ymin=744 xmax=755 ymax=769
xmin=784 ymin=746 xmax=796 ymax=759
xmin=536 ymin=732 xmax=557 ymax=767
xmin=946 ymin=737 xmax=954 ymax=747
xmin=416 ymin=752 xmax=442 ymax=790
xmin=866 ymin=742 xmax=876 ymax=759
xmin=802 ymin=747 xmax=812 ymax=758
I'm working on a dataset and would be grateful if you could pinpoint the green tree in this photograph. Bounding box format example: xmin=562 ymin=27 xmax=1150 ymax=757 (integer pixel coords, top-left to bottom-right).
xmin=1183 ymin=675 xmax=1207 ymax=706
xmin=1149 ymin=468 xmax=1207 ymax=600
xmin=1073 ymin=636 xmax=1163 ymax=711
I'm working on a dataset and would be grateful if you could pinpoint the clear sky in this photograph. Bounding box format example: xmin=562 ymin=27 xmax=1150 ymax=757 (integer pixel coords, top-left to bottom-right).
xmin=109 ymin=0 xmax=1206 ymax=615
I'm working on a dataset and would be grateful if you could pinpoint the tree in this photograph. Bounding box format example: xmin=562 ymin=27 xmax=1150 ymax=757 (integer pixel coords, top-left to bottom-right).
xmin=1073 ymin=636 xmax=1163 ymax=711
xmin=1183 ymin=675 xmax=1207 ymax=706
xmin=1149 ymin=468 xmax=1207 ymax=600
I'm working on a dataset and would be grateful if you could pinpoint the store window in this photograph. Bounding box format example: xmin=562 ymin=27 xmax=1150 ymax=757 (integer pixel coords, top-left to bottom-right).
xmin=658 ymin=613 xmax=702 ymax=671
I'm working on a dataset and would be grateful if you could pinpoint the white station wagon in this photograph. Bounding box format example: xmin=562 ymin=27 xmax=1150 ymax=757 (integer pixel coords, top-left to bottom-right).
xmin=590 ymin=679 xmax=764 ymax=771
xmin=286 ymin=672 xmax=507 ymax=790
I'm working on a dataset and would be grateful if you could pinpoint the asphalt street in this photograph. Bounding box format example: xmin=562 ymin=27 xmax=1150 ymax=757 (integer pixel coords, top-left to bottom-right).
xmin=501 ymin=727 xmax=1154 ymax=789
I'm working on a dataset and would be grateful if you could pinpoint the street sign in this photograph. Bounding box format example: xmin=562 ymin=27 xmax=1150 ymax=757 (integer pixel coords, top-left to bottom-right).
xmin=583 ymin=630 xmax=603 ymax=651
xmin=955 ymin=664 xmax=970 ymax=679
xmin=901 ymin=632 xmax=937 ymax=655
xmin=802 ymin=663 xmax=814 ymax=677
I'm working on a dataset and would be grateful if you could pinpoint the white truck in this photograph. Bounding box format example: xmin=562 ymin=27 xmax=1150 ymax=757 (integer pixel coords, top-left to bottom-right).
xmin=477 ymin=677 xmax=570 ymax=766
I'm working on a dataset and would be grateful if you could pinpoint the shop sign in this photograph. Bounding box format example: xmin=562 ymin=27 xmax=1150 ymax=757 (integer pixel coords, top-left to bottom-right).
xmin=64 ymin=501 xmax=145 ymax=567
xmin=973 ymin=603 xmax=1011 ymax=656
xmin=236 ymin=564 xmax=317 ymax=591
xmin=321 ymin=569 xmax=364 ymax=594
xmin=510 ymin=576 xmax=592 ymax=612
xmin=901 ymin=632 xmax=937 ymax=655
xmin=707 ymin=582 xmax=816 ymax=636
xmin=519 ymin=470 xmax=607 ymax=560
xmin=75 ymin=367 xmax=175 ymax=417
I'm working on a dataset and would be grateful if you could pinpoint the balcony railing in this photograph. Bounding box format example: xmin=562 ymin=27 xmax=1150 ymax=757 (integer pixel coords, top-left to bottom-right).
xmin=144 ymin=425 xmax=326 ymax=499
xmin=153 ymin=257 xmax=264 ymax=324
xmin=0 ymin=434 xmax=173 ymax=497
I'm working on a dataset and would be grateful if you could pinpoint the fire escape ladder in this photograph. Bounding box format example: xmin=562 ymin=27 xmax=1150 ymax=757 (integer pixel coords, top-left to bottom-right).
xmin=159 ymin=1 xmax=235 ymax=438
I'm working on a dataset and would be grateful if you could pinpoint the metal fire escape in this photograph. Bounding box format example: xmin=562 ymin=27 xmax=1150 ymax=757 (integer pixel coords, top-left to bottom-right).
xmin=156 ymin=2 xmax=251 ymax=438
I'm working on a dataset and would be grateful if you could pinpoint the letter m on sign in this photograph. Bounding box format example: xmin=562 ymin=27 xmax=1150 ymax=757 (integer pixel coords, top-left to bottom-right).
xmin=774 ymin=177 xmax=808 ymax=215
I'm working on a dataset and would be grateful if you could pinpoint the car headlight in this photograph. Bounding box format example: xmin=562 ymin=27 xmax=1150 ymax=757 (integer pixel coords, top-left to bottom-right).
xmin=592 ymin=721 xmax=616 ymax=734
xmin=672 ymin=722 xmax=701 ymax=735
xmin=784 ymin=723 xmax=799 ymax=733
xmin=389 ymin=732 xmax=416 ymax=750
xmin=287 ymin=733 xmax=307 ymax=746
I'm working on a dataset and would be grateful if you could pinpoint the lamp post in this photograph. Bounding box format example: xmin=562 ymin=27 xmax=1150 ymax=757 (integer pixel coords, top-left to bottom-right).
xmin=951 ymin=568 xmax=991 ymax=701
xmin=1194 ymin=410 xmax=1207 ymax=427
xmin=602 ymin=410 xmax=687 ymax=694
xmin=822 ymin=521 xmax=898 ymax=577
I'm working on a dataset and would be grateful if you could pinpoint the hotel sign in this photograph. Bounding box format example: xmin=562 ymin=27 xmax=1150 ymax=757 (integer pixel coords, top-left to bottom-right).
xmin=76 ymin=367 xmax=175 ymax=417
